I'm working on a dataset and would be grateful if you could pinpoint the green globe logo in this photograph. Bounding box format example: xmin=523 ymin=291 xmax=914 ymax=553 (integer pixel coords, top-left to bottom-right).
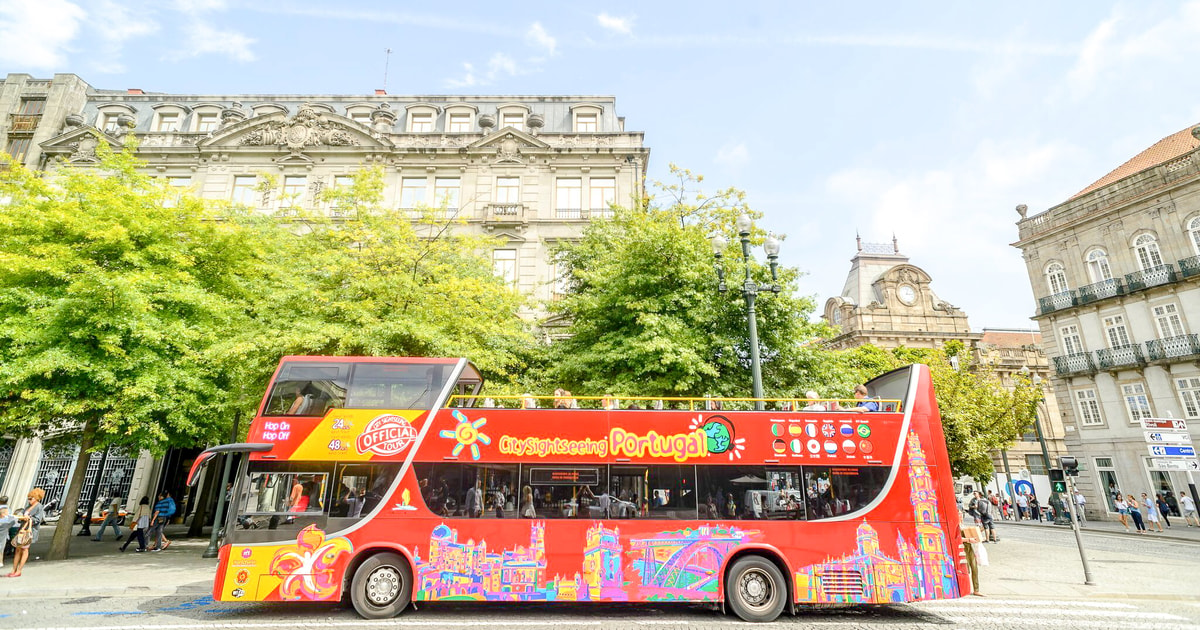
xmin=702 ymin=417 xmax=733 ymax=454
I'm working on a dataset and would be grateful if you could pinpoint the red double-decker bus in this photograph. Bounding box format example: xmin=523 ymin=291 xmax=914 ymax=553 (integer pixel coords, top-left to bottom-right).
xmin=190 ymin=357 xmax=969 ymax=622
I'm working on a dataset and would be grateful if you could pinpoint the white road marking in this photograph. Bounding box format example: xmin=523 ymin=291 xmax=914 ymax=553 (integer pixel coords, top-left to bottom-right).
xmin=918 ymin=598 xmax=1136 ymax=608
xmin=929 ymin=607 xmax=1185 ymax=620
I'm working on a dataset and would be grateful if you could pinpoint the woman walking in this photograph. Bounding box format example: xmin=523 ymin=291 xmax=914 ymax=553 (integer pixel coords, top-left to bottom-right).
xmin=1114 ymin=495 xmax=1132 ymax=532
xmin=1028 ymin=495 xmax=1042 ymax=522
xmin=7 ymin=488 xmax=46 ymax=578
xmin=120 ymin=497 xmax=151 ymax=552
xmin=1127 ymin=494 xmax=1147 ymax=533
xmin=1142 ymin=493 xmax=1164 ymax=533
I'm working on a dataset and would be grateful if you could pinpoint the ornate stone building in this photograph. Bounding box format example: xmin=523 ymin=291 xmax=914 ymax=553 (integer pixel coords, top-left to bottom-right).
xmin=822 ymin=236 xmax=980 ymax=351
xmin=0 ymin=72 xmax=649 ymax=514
xmin=1013 ymin=123 xmax=1200 ymax=520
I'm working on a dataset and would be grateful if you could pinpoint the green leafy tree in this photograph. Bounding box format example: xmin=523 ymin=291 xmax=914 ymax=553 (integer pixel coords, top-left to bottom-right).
xmin=542 ymin=165 xmax=827 ymax=399
xmin=0 ymin=143 xmax=273 ymax=559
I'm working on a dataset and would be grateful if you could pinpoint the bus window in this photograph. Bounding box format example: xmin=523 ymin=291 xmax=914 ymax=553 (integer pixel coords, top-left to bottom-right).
xmin=346 ymin=363 xmax=450 ymax=409
xmin=697 ymin=465 xmax=773 ymax=520
xmin=263 ymin=363 xmax=349 ymax=416
xmin=609 ymin=466 xmax=648 ymax=518
xmin=329 ymin=463 xmax=399 ymax=520
xmin=804 ymin=466 xmax=889 ymax=519
xmin=763 ymin=468 xmax=806 ymax=520
xmin=232 ymin=462 xmax=331 ymax=541
xmin=647 ymin=465 xmax=697 ymax=520
xmin=524 ymin=465 xmax=604 ymax=519
xmin=414 ymin=463 xmax=519 ymax=518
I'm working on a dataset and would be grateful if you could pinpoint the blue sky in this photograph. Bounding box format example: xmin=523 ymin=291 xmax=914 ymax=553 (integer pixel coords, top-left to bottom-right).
xmin=3 ymin=1 xmax=1200 ymax=330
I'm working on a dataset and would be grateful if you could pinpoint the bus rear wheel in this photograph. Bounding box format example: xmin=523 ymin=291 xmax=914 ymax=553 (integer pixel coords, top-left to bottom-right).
xmin=726 ymin=556 xmax=786 ymax=623
xmin=350 ymin=552 xmax=412 ymax=619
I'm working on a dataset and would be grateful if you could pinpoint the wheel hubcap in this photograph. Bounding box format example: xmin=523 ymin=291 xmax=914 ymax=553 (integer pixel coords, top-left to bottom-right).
xmin=739 ymin=568 xmax=773 ymax=611
xmin=365 ymin=565 xmax=402 ymax=606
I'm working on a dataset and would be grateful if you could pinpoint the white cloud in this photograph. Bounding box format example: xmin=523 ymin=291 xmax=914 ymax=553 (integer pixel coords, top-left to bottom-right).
xmin=526 ymin=21 xmax=556 ymax=56
xmin=0 ymin=0 xmax=86 ymax=69
xmin=173 ymin=0 xmax=227 ymax=10
xmin=444 ymin=52 xmax=520 ymax=88
xmin=91 ymin=0 xmax=159 ymax=73
xmin=714 ymin=142 xmax=749 ymax=169
xmin=597 ymin=12 xmax=634 ymax=35
xmin=1066 ymin=2 xmax=1200 ymax=99
xmin=167 ymin=22 xmax=256 ymax=62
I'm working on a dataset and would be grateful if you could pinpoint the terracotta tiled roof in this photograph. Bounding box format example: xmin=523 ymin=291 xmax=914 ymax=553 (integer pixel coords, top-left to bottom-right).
xmin=980 ymin=330 xmax=1041 ymax=347
xmin=1071 ymin=124 xmax=1200 ymax=199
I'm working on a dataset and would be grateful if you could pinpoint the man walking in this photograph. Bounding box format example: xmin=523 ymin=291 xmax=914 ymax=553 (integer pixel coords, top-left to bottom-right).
xmin=147 ymin=490 xmax=176 ymax=552
xmin=1015 ymin=492 xmax=1029 ymax=520
xmin=971 ymin=491 xmax=997 ymax=542
xmin=1180 ymin=491 xmax=1199 ymax=527
xmin=92 ymin=496 xmax=123 ymax=542
xmin=1073 ymin=490 xmax=1087 ymax=524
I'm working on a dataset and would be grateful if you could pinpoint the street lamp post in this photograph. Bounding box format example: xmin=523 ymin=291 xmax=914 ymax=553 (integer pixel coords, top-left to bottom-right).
xmin=711 ymin=215 xmax=781 ymax=411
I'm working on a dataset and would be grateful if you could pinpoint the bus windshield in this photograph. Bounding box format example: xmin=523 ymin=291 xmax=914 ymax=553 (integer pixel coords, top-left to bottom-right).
xmin=263 ymin=360 xmax=454 ymax=416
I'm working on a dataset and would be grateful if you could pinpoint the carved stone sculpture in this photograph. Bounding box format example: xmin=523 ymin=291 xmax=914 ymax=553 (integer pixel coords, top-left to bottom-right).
xmin=239 ymin=103 xmax=360 ymax=151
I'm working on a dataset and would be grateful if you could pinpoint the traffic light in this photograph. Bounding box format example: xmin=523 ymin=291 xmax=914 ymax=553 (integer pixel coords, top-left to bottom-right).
xmin=1059 ymin=456 xmax=1080 ymax=476
xmin=1049 ymin=468 xmax=1066 ymax=493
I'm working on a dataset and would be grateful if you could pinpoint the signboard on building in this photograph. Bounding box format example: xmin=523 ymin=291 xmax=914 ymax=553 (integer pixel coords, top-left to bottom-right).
xmin=1150 ymin=458 xmax=1200 ymax=471
xmin=1147 ymin=444 xmax=1197 ymax=458
xmin=1144 ymin=431 xmax=1194 ymax=444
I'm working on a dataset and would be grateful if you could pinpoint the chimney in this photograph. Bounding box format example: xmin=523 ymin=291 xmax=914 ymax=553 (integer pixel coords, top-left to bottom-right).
xmin=127 ymin=88 xmax=144 ymax=95
xmin=375 ymin=89 xmax=387 ymax=96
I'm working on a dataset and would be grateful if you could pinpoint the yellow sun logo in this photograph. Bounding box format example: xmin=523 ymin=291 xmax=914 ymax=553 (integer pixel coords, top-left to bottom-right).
xmin=440 ymin=409 xmax=491 ymax=460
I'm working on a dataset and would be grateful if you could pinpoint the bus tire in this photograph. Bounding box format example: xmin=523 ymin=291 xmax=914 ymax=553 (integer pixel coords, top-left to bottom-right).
xmin=350 ymin=552 xmax=412 ymax=619
xmin=726 ymin=555 xmax=787 ymax=623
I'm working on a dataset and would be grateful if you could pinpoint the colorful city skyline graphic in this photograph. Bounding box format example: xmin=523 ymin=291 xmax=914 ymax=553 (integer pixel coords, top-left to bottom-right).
xmin=792 ymin=431 xmax=960 ymax=603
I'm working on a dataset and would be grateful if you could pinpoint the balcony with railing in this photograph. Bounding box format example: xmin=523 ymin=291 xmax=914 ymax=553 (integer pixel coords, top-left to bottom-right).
xmin=1076 ymin=278 xmax=1124 ymax=305
xmin=484 ymin=203 xmax=526 ymax=225
xmin=1038 ymin=290 xmax=1076 ymax=314
xmin=1095 ymin=344 xmax=1146 ymax=370
xmin=1146 ymin=334 xmax=1200 ymax=362
xmin=1053 ymin=352 xmax=1096 ymax=377
xmin=1125 ymin=264 xmax=1177 ymax=292
xmin=1179 ymin=255 xmax=1200 ymax=279
xmin=7 ymin=113 xmax=41 ymax=133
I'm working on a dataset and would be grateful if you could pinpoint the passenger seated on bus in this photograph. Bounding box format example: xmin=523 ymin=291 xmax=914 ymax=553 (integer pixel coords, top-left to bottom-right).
xmin=802 ymin=391 xmax=830 ymax=411
xmin=852 ymin=385 xmax=880 ymax=412
xmin=553 ymin=389 xmax=573 ymax=409
xmin=520 ymin=486 xmax=536 ymax=518
xmin=287 ymin=392 xmax=314 ymax=415
xmin=522 ymin=394 xmax=538 ymax=409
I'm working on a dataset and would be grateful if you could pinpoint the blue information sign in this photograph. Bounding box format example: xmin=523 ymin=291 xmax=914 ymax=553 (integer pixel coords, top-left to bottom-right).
xmin=1148 ymin=445 xmax=1197 ymax=457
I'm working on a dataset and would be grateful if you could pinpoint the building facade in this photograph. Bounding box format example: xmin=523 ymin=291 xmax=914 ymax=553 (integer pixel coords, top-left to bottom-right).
xmin=1013 ymin=124 xmax=1200 ymax=520
xmin=0 ymin=72 xmax=649 ymax=514
xmin=823 ymin=239 xmax=1066 ymax=499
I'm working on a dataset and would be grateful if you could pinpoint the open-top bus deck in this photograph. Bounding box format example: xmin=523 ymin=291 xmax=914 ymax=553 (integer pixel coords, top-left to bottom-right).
xmin=190 ymin=357 xmax=969 ymax=622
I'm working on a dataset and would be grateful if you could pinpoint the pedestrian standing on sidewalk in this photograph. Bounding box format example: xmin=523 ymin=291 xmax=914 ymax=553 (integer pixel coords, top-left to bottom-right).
xmin=1015 ymin=492 xmax=1028 ymax=520
xmin=1114 ymin=495 xmax=1132 ymax=531
xmin=971 ymin=492 xmax=997 ymax=542
xmin=1028 ymin=494 xmax=1042 ymax=522
xmin=120 ymin=496 xmax=151 ymax=553
xmin=1127 ymin=494 xmax=1147 ymax=533
xmin=960 ymin=522 xmax=985 ymax=596
xmin=1155 ymin=493 xmax=1172 ymax=529
xmin=1142 ymin=493 xmax=1164 ymax=533
xmin=1073 ymin=490 xmax=1087 ymax=523
xmin=92 ymin=496 xmax=123 ymax=542
xmin=0 ymin=497 xmax=15 ymax=570
xmin=1180 ymin=491 xmax=1199 ymax=527
xmin=6 ymin=488 xmax=46 ymax=578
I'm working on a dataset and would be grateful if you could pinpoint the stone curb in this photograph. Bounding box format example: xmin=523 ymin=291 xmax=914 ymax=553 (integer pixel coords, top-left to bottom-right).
xmin=994 ymin=519 xmax=1200 ymax=545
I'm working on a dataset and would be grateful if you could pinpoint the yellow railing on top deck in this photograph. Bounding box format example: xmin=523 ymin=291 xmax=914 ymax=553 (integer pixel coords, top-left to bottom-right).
xmin=446 ymin=394 xmax=902 ymax=413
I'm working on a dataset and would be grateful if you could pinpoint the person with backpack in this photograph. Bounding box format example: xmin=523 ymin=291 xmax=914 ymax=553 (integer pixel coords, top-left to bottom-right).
xmin=146 ymin=490 xmax=176 ymax=552
xmin=970 ymin=491 xmax=997 ymax=542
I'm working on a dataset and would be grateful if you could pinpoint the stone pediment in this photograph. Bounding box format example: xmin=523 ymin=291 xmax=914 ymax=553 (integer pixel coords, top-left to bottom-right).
xmin=468 ymin=128 xmax=550 ymax=164
xmin=39 ymin=127 xmax=122 ymax=163
xmin=199 ymin=103 xmax=393 ymax=152
xmin=876 ymin=264 xmax=932 ymax=286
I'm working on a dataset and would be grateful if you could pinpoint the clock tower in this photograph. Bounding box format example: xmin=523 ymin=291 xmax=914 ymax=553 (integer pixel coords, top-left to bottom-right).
xmin=822 ymin=236 xmax=981 ymax=351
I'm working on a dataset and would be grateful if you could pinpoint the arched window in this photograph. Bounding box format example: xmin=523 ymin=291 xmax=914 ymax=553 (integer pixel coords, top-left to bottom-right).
xmin=1132 ymin=234 xmax=1163 ymax=270
xmin=1084 ymin=249 xmax=1112 ymax=283
xmin=1045 ymin=262 xmax=1069 ymax=295
xmin=1188 ymin=217 xmax=1200 ymax=256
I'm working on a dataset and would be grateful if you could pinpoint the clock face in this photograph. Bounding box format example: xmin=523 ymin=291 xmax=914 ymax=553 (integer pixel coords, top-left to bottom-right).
xmin=898 ymin=284 xmax=917 ymax=305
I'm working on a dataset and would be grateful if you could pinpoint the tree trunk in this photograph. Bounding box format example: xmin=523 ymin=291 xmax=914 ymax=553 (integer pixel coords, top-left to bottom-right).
xmin=47 ymin=422 xmax=96 ymax=561
xmin=187 ymin=455 xmax=220 ymax=537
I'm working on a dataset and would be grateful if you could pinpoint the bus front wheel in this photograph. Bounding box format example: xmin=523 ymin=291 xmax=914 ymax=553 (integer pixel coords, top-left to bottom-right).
xmin=725 ymin=555 xmax=786 ymax=623
xmin=350 ymin=552 xmax=413 ymax=619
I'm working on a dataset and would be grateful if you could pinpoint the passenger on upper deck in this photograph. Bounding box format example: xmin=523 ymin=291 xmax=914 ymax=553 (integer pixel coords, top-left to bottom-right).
xmin=802 ymin=391 xmax=833 ymax=411
xmin=852 ymin=384 xmax=879 ymax=412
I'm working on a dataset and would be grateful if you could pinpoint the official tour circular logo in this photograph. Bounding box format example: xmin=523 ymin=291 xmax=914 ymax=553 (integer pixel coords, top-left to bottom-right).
xmin=356 ymin=414 xmax=418 ymax=456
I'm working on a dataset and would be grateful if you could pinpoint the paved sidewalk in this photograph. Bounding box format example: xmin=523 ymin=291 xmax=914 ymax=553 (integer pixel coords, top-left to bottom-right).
xmin=1 ymin=522 xmax=217 ymax=599
xmin=992 ymin=513 xmax=1200 ymax=543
